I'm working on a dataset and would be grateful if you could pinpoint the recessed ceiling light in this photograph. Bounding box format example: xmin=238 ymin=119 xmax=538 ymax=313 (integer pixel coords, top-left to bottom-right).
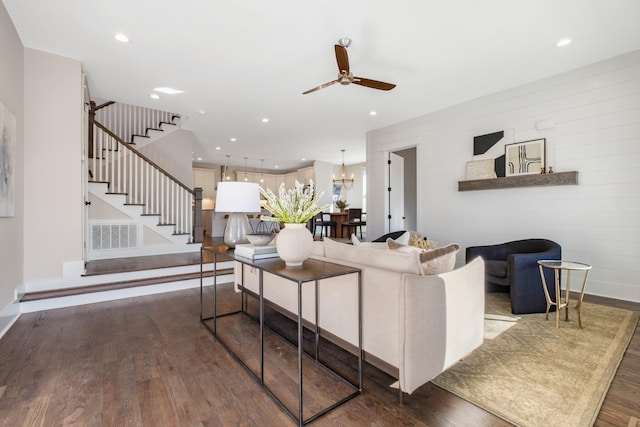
xmin=153 ymin=87 xmax=184 ymax=95
xmin=369 ymin=111 xmax=377 ymax=116
xmin=556 ymin=38 xmax=572 ymax=47
xmin=150 ymin=93 xmax=160 ymax=100
xmin=197 ymin=110 xmax=206 ymax=115
xmin=114 ymin=33 xmax=129 ymax=43
xmin=301 ymin=158 xmax=306 ymax=161
xmin=230 ymin=137 xmax=237 ymax=142
xmin=274 ymin=165 xmax=279 ymax=168
xmin=197 ymin=157 xmax=202 ymax=161
xmin=215 ymin=146 xmax=222 ymax=150
xmin=262 ymin=118 xmax=269 ymax=123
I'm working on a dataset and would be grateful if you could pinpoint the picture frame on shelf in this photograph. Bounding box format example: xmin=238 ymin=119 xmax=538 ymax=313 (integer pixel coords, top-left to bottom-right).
xmin=505 ymin=138 xmax=545 ymax=176
xmin=465 ymin=159 xmax=497 ymax=180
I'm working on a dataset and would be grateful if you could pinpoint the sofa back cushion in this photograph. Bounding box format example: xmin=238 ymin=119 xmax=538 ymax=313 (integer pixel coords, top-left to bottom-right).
xmin=323 ymin=238 xmax=423 ymax=275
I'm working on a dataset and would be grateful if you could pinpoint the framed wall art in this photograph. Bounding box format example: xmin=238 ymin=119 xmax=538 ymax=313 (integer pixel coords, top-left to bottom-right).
xmin=0 ymin=101 xmax=16 ymax=217
xmin=505 ymin=138 xmax=545 ymax=176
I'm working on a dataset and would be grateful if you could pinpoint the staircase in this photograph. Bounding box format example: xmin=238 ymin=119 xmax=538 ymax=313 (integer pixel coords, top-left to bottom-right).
xmin=87 ymin=102 xmax=202 ymax=260
xmin=20 ymin=102 xmax=215 ymax=312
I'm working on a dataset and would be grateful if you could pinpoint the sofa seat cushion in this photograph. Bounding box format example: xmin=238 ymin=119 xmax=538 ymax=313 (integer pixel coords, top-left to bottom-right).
xmin=323 ymin=237 xmax=423 ymax=275
xmin=485 ymin=260 xmax=507 ymax=278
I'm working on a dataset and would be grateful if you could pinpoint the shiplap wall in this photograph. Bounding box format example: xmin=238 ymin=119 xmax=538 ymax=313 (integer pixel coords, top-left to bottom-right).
xmin=367 ymin=50 xmax=640 ymax=302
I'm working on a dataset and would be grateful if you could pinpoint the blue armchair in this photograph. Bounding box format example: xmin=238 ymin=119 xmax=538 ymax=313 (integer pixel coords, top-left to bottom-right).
xmin=466 ymin=238 xmax=561 ymax=314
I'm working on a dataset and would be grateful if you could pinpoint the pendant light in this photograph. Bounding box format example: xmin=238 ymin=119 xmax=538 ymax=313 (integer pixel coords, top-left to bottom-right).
xmin=224 ymin=155 xmax=231 ymax=181
xmin=260 ymin=159 xmax=265 ymax=183
xmin=333 ymin=149 xmax=354 ymax=190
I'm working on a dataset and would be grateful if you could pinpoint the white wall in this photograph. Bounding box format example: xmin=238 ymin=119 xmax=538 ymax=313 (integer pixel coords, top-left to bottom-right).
xmin=139 ymin=128 xmax=194 ymax=186
xmin=334 ymin=162 xmax=365 ymax=211
xmin=313 ymin=160 xmax=335 ymax=211
xmin=23 ymin=48 xmax=83 ymax=286
xmin=368 ymin=50 xmax=640 ymax=302
xmin=0 ymin=1 xmax=24 ymax=333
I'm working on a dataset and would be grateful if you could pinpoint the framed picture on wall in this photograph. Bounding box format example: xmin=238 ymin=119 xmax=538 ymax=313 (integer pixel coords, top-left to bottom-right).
xmin=0 ymin=101 xmax=16 ymax=217
xmin=505 ymin=138 xmax=545 ymax=176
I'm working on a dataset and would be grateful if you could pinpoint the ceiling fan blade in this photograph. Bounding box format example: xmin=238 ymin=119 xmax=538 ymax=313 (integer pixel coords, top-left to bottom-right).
xmin=302 ymin=79 xmax=339 ymax=94
xmin=353 ymin=77 xmax=396 ymax=91
xmin=334 ymin=45 xmax=350 ymax=73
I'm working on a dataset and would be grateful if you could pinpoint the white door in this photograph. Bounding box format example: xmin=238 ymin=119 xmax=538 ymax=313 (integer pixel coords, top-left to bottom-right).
xmin=388 ymin=152 xmax=405 ymax=232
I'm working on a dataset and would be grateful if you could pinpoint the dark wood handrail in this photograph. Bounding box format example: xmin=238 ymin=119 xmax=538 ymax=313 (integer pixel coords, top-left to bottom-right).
xmin=94 ymin=100 xmax=115 ymax=111
xmin=90 ymin=117 xmax=194 ymax=195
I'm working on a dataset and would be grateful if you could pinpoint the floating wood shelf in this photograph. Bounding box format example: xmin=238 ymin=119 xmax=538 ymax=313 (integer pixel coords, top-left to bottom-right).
xmin=458 ymin=171 xmax=578 ymax=191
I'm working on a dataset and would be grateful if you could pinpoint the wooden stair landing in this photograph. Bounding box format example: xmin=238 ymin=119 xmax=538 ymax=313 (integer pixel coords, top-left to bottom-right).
xmin=21 ymin=268 xmax=233 ymax=302
xmin=23 ymin=239 xmax=235 ymax=303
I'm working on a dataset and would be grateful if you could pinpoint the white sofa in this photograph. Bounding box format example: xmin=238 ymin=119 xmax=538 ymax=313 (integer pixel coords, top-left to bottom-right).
xmin=234 ymin=238 xmax=485 ymax=395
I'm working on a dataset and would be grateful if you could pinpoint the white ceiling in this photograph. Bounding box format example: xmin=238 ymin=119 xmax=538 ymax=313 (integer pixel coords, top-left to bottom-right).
xmin=4 ymin=0 xmax=640 ymax=171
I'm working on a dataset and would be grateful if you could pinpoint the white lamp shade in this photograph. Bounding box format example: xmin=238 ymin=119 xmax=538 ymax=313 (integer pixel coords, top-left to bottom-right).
xmin=215 ymin=181 xmax=261 ymax=213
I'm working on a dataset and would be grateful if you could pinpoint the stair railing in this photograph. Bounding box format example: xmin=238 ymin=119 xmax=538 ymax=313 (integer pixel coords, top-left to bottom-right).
xmin=89 ymin=117 xmax=201 ymax=242
xmin=94 ymin=101 xmax=178 ymax=144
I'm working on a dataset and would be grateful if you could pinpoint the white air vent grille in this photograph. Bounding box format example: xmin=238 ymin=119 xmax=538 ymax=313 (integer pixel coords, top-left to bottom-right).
xmin=91 ymin=223 xmax=138 ymax=250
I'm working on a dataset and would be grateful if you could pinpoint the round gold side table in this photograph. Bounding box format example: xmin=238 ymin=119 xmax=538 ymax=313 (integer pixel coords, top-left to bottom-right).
xmin=537 ymin=260 xmax=592 ymax=328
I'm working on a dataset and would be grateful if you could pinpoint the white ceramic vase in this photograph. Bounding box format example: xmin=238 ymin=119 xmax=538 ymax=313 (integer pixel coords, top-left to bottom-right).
xmin=276 ymin=223 xmax=313 ymax=267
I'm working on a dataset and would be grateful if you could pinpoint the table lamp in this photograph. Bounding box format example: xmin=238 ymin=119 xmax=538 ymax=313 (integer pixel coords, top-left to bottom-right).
xmin=215 ymin=181 xmax=261 ymax=248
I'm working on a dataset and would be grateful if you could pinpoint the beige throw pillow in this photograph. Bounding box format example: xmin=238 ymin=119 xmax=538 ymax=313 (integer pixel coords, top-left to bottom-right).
xmin=351 ymin=234 xmax=389 ymax=249
xmin=387 ymin=239 xmax=460 ymax=275
xmin=419 ymin=243 xmax=460 ymax=275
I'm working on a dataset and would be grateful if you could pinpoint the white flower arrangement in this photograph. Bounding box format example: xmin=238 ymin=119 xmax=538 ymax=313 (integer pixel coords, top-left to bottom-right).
xmin=260 ymin=180 xmax=330 ymax=224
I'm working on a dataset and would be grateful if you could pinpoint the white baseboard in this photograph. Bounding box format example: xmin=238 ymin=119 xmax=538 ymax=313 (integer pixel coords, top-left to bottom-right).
xmin=0 ymin=296 xmax=21 ymax=340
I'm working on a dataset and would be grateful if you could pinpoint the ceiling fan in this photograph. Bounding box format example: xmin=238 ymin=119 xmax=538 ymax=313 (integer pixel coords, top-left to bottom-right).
xmin=303 ymin=38 xmax=396 ymax=95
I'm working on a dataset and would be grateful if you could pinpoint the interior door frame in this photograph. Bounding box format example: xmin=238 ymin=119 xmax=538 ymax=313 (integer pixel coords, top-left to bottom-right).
xmin=81 ymin=74 xmax=91 ymax=266
xmin=386 ymin=152 xmax=405 ymax=233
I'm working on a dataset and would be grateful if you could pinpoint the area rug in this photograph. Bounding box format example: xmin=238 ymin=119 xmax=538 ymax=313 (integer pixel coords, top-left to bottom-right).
xmin=432 ymin=293 xmax=639 ymax=427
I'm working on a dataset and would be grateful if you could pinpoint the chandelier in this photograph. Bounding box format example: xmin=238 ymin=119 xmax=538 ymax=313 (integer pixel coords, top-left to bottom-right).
xmin=333 ymin=149 xmax=354 ymax=190
xmin=222 ymin=155 xmax=231 ymax=181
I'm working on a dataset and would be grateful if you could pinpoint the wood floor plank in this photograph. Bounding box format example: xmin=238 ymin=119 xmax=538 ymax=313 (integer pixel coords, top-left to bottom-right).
xmin=0 ymin=282 xmax=638 ymax=427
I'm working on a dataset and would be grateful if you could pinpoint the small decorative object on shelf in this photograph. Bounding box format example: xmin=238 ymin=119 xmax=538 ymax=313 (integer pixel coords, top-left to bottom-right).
xmin=548 ymin=167 xmax=554 ymax=173
xmin=335 ymin=199 xmax=349 ymax=212
xmin=540 ymin=167 xmax=546 ymax=174
xmin=260 ymin=180 xmax=329 ymax=267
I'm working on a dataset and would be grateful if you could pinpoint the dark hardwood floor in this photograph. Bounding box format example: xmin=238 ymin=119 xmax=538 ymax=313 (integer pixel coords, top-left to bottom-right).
xmin=0 ymin=265 xmax=638 ymax=426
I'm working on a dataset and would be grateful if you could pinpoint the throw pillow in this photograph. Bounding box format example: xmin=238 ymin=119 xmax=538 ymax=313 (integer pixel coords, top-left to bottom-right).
xmin=419 ymin=243 xmax=460 ymax=275
xmin=351 ymin=234 xmax=388 ymax=249
xmin=353 ymin=232 xmax=410 ymax=249
xmin=387 ymin=239 xmax=460 ymax=275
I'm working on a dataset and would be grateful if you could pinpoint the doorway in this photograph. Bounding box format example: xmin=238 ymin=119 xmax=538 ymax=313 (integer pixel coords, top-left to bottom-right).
xmin=386 ymin=147 xmax=417 ymax=233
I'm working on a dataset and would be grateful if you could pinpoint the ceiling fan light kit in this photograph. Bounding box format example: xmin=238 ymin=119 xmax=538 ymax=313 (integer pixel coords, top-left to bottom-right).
xmin=303 ymin=38 xmax=396 ymax=94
